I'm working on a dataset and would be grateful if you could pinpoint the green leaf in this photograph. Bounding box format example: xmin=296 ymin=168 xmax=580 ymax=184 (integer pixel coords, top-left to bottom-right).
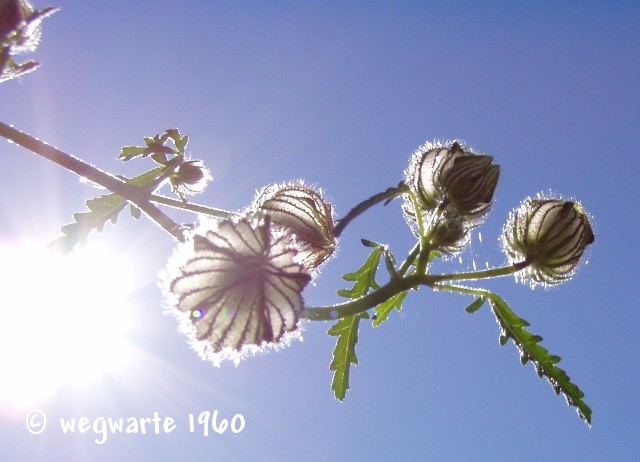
xmin=119 ymin=146 xmax=147 ymax=160
xmin=118 ymin=129 xmax=184 ymax=162
xmin=129 ymin=204 xmax=141 ymax=219
xmin=336 ymin=246 xmax=382 ymax=299
xmin=360 ymin=238 xmax=397 ymax=279
xmin=373 ymin=291 xmax=408 ymax=327
xmin=464 ymin=297 xmax=486 ymax=314
xmin=328 ymin=312 xmax=368 ymax=401
xmin=48 ymin=167 xmax=165 ymax=254
xmin=328 ymin=244 xmax=388 ymax=400
xmin=487 ymin=293 xmax=592 ymax=425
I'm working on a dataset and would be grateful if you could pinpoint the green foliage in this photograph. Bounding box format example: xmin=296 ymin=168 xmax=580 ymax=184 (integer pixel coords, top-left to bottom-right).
xmin=49 ymin=167 xmax=165 ymax=253
xmin=336 ymin=244 xmax=382 ymax=299
xmin=330 ymin=244 xmax=385 ymax=400
xmin=464 ymin=297 xmax=486 ymax=313
xmin=50 ymin=129 xmax=194 ymax=253
xmin=1 ymin=113 xmax=593 ymax=424
xmin=328 ymin=312 xmax=368 ymax=401
xmin=373 ymin=291 xmax=407 ymax=327
xmin=119 ymin=128 xmax=188 ymax=164
xmin=486 ymin=293 xmax=592 ymax=425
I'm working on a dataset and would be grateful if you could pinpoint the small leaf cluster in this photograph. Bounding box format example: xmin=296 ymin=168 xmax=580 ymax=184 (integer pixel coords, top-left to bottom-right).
xmin=51 ymin=129 xmax=200 ymax=253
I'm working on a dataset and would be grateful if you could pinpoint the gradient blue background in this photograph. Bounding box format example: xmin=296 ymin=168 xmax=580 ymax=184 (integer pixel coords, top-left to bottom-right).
xmin=1 ymin=1 xmax=639 ymax=460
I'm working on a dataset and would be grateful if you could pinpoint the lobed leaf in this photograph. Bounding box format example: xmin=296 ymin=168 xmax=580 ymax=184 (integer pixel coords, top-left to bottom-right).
xmin=328 ymin=312 xmax=368 ymax=401
xmin=487 ymin=293 xmax=592 ymax=425
xmin=336 ymin=246 xmax=382 ymax=299
xmin=372 ymin=291 xmax=408 ymax=327
xmin=361 ymin=238 xmax=398 ymax=279
xmin=118 ymin=129 xmax=187 ymax=162
xmin=329 ymin=244 xmax=389 ymax=400
xmin=119 ymin=146 xmax=147 ymax=159
xmin=48 ymin=167 xmax=165 ymax=254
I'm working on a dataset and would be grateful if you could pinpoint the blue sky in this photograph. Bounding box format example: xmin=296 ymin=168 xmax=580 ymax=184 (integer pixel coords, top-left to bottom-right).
xmin=1 ymin=1 xmax=639 ymax=460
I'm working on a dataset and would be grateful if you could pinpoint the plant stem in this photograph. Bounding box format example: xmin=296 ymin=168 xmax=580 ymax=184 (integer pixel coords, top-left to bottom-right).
xmin=301 ymin=273 xmax=422 ymax=320
xmin=428 ymin=259 xmax=530 ymax=283
xmin=0 ymin=121 xmax=186 ymax=242
xmin=430 ymin=283 xmax=493 ymax=298
xmin=397 ymin=242 xmax=420 ymax=276
xmin=150 ymin=194 xmax=235 ymax=219
xmin=301 ymin=260 xmax=530 ymax=321
xmin=333 ymin=182 xmax=409 ymax=237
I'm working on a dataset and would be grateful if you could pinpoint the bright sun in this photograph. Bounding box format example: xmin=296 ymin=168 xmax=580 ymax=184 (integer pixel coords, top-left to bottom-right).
xmin=0 ymin=241 xmax=135 ymax=413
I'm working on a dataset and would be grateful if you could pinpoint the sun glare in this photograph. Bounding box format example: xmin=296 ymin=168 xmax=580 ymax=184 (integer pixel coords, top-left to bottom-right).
xmin=0 ymin=242 xmax=135 ymax=414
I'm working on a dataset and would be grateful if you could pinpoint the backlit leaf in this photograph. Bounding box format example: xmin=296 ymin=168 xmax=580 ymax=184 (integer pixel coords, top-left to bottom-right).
xmin=48 ymin=167 xmax=164 ymax=253
xmin=464 ymin=297 xmax=486 ymax=313
xmin=487 ymin=292 xmax=592 ymax=425
xmin=336 ymin=246 xmax=382 ymax=299
xmin=329 ymin=312 xmax=368 ymax=401
xmin=373 ymin=291 xmax=408 ymax=326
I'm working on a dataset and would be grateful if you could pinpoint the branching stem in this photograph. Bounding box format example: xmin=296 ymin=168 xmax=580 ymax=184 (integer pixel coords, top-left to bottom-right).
xmin=0 ymin=121 xmax=186 ymax=242
xmin=301 ymin=260 xmax=529 ymax=320
xmin=333 ymin=182 xmax=409 ymax=237
xmin=150 ymin=194 xmax=235 ymax=219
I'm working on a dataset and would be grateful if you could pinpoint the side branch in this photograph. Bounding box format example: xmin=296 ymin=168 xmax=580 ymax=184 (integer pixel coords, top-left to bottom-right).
xmin=333 ymin=182 xmax=409 ymax=237
xmin=301 ymin=261 xmax=531 ymax=321
xmin=0 ymin=121 xmax=186 ymax=242
xmin=302 ymin=273 xmax=425 ymax=320
xmin=150 ymin=194 xmax=235 ymax=220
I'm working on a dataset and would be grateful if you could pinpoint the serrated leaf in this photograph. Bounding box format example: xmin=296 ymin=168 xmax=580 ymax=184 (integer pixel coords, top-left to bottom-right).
xmin=119 ymin=129 xmax=183 ymax=162
xmin=48 ymin=167 xmax=165 ymax=254
xmin=329 ymin=245 xmax=388 ymax=400
xmin=328 ymin=313 xmax=367 ymax=401
xmin=464 ymin=297 xmax=486 ymax=314
xmin=488 ymin=293 xmax=592 ymax=425
xmin=337 ymin=246 xmax=382 ymax=299
xmin=372 ymin=291 xmax=408 ymax=326
xmin=360 ymin=239 xmax=397 ymax=279
xmin=119 ymin=146 xmax=147 ymax=160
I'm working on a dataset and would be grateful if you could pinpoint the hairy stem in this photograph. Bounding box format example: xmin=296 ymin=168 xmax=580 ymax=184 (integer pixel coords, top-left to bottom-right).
xmin=430 ymin=283 xmax=493 ymax=298
xmin=0 ymin=121 xmax=186 ymax=242
xmin=301 ymin=273 xmax=424 ymax=320
xmin=397 ymin=242 xmax=420 ymax=276
xmin=301 ymin=260 xmax=530 ymax=321
xmin=150 ymin=194 xmax=235 ymax=219
xmin=428 ymin=259 xmax=530 ymax=283
xmin=333 ymin=182 xmax=409 ymax=238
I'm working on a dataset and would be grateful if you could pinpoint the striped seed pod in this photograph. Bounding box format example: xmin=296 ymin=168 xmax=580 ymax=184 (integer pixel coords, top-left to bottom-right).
xmin=166 ymin=214 xmax=311 ymax=365
xmin=253 ymin=182 xmax=336 ymax=269
xmin=440 ymin=151 xmax=499 ymax=222
xmin=502 ymin=198 xmax=595 ymax=286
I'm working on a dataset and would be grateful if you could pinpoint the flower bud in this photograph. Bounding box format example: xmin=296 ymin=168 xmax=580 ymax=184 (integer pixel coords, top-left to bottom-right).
xmin=502 ymin=198 xmax=595 ymax=286
xmin=1 ymin=0 xmax=57 ymax=82
xmin=0 ymin=0 xmax=33 ymax=39
xmin=253 ymin=182 xmax=335 ymax=269
xmin=170 ymin=160 xmax=211 ymax=195
xmin=0 ymin=0 xmax=56 ymax=53
xmin=430 ymin=213 xmax=469 ymax=255
xmin=405 ymin=141 xmax=499 ymax=222
xmin=405 ymin=142 xmax=452 ymax=212
xmin=441 ymin=153 xmax=499 ymax=221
